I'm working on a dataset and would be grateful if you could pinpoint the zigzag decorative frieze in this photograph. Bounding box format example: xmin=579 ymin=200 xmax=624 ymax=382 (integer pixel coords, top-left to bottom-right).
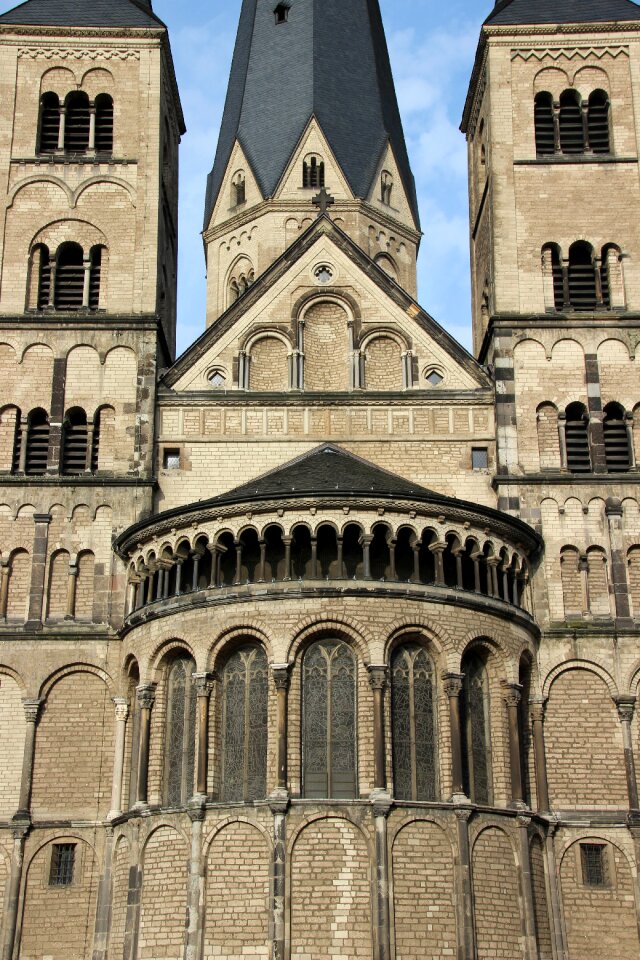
xmin=512 ymin=46 xmax=628 ymax=63
xmin=18 ymin=47 xmax=140 ymax=61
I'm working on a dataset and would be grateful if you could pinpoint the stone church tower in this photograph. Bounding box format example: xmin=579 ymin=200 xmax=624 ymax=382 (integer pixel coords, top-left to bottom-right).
xmin=0 ymin=0 xmax=638 ymax=957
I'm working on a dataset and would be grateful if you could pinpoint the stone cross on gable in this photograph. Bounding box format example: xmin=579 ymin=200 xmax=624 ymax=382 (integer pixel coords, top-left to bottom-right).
xmin=312 ymin=187 xmax=335 ymax=217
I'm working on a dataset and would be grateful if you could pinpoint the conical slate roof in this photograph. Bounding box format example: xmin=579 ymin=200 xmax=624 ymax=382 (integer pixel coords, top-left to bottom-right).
xmin=0 ymin=0 xmax=164 ymax=28
xmin=486 ymin=0 xmax=640 ymax=25
xmin=203 ymin=0 xmax=419 ymax=229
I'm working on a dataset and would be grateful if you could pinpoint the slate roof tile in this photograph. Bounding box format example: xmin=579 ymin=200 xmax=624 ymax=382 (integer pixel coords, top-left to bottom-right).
xmin=0 ymin=0 xmax=164 ymax=29
xmin=486 ymin=0 xmax=639 ymax=25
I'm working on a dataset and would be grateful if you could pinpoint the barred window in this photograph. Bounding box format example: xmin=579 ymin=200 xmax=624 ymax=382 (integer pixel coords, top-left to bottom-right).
xmin=564 ymin=402 xmax=591 ymax=473
xmin=581 ymin=843 xmax=608 ymax=887
xmin=95 ymin=94 xmax=114 ymax=155
xmin=221 ymin=644 xmax=269 ymax=802
xmin=49 ymin=843 xmax=76 ymax=886
xmin=39 ymin=92 xmax=60 ymax=154
xmin=603 ymin=402 xmax=631 ymax=472
xmin=64 ymin=91 xmax=91 ymax=153
xmin=461 ymin=652 xmax=492 ymax=804
xmin=303 ymin=639 xmax=356 ymax=799
xmin=391 ymin=643 xmax=437 ymax=801
xmin=164 ymin=656 xmax=196 ymax=806
xmin=61 ymin=407 xmax=88 ymax=475
xmin=24 ymin=408 xmax=50 ymax=476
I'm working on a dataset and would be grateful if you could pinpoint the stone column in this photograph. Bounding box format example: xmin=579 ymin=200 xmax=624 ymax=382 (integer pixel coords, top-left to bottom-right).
xmin=606 ymin=498 xmax=632 ymax=620
xmin=82 ymin=253 xmax=92 ymax=307
xmin=193 ymin=673 xmax=214 ymax=799
xmin=443 ymin=673 xmax=466 ymax=800
xmin=91 ymin=825 xmax=115 ymax=960
xmin=27 ymin=513 xmax=51 ymax=626
xmin=208 ymin=543 xmax=221 ymax=587
xmin=65 ymin=560 xmax=78 ymax=619
xmin=134 ymin=684 xmax=156 ymax=807
xmin=234 ymin=540 xmax=243 ymax=584
xmin=517 ymin=816 xmax=538 ymax=960
xmin=269 ymin=794 xmax=290 ymax=960
xmin=430 ymin=542 xmax=446 ymax=585
xmin=88 ymin=101 xmax=96 ymax=151
xmin=504 ymin=683 xmax=525 ymax=806
xmin=0 ymin=558 xmax=10 ymax=620
xmin=530 ymin=700 xmax=550 ymax=814
xmin=1 ymin=824 xmax=28 ymax=960
xmin=283 ymin=537 xmax=292 ymax=581
xmin=272 ymin=665 xmax=290 ymax=791
xmin=57 ymin=105 xmax=66 ymax=150
xmin=615 ymin=696 xmax=639 ymax=812
xmin=371 ymin=793 xmax=392 ymax=960
xmin=367 ymin=665 xmax=388 ymax=791
xmin=544 ymin=823 xmax=567 ymax=960
xmin=108 ymin=698 xmax=129 ymax=819
xmin=185 ymin=805 xmax=205 ymax=960
xmin=362 ymin=534 xmax=373 ymax=579
xmin=488 ymin=557 xmax=500 ymax=597
xmin=454 ymin=807 xmax=476 ymax=960
xmin=14 ymin=698 xmax=42 ymax=819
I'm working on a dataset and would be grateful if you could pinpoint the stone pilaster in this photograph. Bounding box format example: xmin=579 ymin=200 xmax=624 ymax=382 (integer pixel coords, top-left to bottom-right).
xmin=193 ymin=672 xmax=214 ymax=799
xmin=108 ymin=698 xmax=129 ymax=819
xmin=615 ymin=696 xmax=639 ymax=812
xmin=443 ymin=673 xmax=466 ymax=801
xmin=27 ymin=514 xmax=51 ymax=626
xmin=14 ymin=698 xmax=42 ymax=820
xmin=134 ymin=684 xmax=156 ymax=808
xmin=367 ymin=665 xmax=388 ymax=791
xmin=272 ymin=665 xmax=291 ymax=790
xmin=1 ymin=824 xmax=28 ymax=960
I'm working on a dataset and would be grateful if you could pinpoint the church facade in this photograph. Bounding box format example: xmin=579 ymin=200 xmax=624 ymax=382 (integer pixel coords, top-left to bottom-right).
xmin=0 ymin=0 xmax=639 ymax=958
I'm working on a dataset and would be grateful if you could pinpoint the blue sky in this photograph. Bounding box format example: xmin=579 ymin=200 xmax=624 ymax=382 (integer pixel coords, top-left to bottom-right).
xmin=1 ymin=0 xmax=491 ymax=354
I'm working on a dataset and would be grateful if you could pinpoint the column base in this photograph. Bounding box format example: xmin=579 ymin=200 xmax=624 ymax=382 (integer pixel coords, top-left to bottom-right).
xmin=268 ymin=789 xmax=290 ymax=815
xmin=450 ymin=792 xmax=471 ymax=805
xmin=370 ymin=788 xmax=393 ymax=817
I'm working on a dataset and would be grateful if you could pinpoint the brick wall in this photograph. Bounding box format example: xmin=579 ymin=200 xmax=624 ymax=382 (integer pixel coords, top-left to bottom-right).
xmin=107 ymin=837 xmax=130 ymax=960
xmin=250 ymin=338 xmax=289 ymax=392
xmin=530 ymin=836 xmax=552 ymax=960
xmin=303 ymin=302 xmax=350 ymax=390
xmin=472 ymin=827 xmax=522 ymax=960
xmin=365 ymin=337 xmax=403 ymax=390
xmin=138 ymin=826 xmax=188 ymax=960
xmin=0 ymin=672 xmax=26 ymax=817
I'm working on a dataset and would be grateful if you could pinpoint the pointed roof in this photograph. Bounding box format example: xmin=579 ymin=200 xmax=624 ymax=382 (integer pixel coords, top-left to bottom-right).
xmin=485 ymin=0 xmax=640 ymax=25
xmin=203 ymin=0 xmax=419 ymax=229
xmin=0 ymin=0 xmax=165 ymax=29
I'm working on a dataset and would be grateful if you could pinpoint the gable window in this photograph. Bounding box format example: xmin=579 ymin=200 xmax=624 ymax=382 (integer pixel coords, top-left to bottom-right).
xmin=274 ymin=3 xmax=289 ymax=24
xmin=49 ymin=843 xmax=76 ymax=886
xmin=232 ymin=172 xmax=246 ymax=206
xmin=208 ymin=370 xmax=226 ymax=388
xmin=220 ymin=645 xmax=268 ymax=801
xmin=303 ymin=155 xmax=325 ymax=189
xmin=425 ymin=369 xmax=443 ymax=386
xmin=391 ymin=642 xmax=437 ymax=801
xmin=303 ymin=639 xmax=356 ymax=799
xmin=381 ymin=170 xmax=393 ymax=205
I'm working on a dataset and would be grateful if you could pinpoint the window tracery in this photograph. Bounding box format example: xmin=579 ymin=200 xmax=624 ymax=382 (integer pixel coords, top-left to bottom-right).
xmin=221 ymin=644 xmax=268 ymax=802
xmin=303 ymin=639 xmax=356 ymax=799
xmin=391 ymin=642 xmax=437 ymax=801
xmin=461 ymin=652 xmax=491 ymax=804
xmin=165 ymin=656 xmax=196 ymax=806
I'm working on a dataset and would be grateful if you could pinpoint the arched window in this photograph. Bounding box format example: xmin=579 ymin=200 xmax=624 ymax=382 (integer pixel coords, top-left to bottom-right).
xmin=534 ymin=92 xmax=555 ymax=156
xmin=603 ymin=402 xmax=631 ymax=472
xmin=588 ymin=90 xmax=610 ymax=154
xmin=228 ymin=259 xmax=254 ymax=305
xmin=567 ymin=241 xmax=597 ymax=311
xmin=89 ymin=245 xmax=104 ymax=309
xmin=541 ymin=243 xmax=563 ymax=311
xmin=64 ymin=91 xmax=90 ymax=153
xmin=461 ymin=651 xmax=491 ymax=804
xmin=559 ymin=90 xmax=584 ymax=154
xmin=303 ymin=639 xmax=356 ymax=799
xmin=24 ymin=408 xmax=50 ymax=475
xmin=232 ymin=171 xmax=246 ymax=206
xmin=61 ymin=407 xmax=88 ymax=475
xmin=221 ymin=645 xmax=268 ymax=801
xmin=164 ymin=656 xmax=196 ymax=806
xmin=391 ymin=642 xmax=437 ymax=801
xmin=564 ymin=402 xmax=591 ymax=472
xmin=560 ymin=546 xmax=583 ymax=617
xmin=91 ymin=405 xmax=115 ymax=472
xmin=38 ymin=93 xmax=60 ymax=154
xmin=94 ymin=94 xmax=113 ymax=155
xmin=302 ymin=156 xmax=324 ymax=189
xmin=33 ymin=244 xmax=52 ymax=310
xmin=381 ymin=170 xmax=393 ymax=205
xmin=55 ymin=242 xmax=84 ymax=310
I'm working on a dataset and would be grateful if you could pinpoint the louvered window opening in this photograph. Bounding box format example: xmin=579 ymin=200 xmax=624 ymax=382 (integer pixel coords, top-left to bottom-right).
xmin=588 ymin=93 xmax=610 ymax=153
xmin=62 ymin=413 xmax=88 ymax=475
xmin=534 ymin=94 xmax=555 ymax=156
xmin=303 ymin=639 xmax=356 ymax=799
xmin=603 ymin=408 xmax=631 ymax=472
xmin=49 ymin=844 xmax=76 ymax=886
xmin=303 ymin=158 xmax=324 ymax=189
xmin=91 ymin=413 xmax=101 ymax=472
xmin=565 ymin=411 xmax=591 ymax=473
xmin=462 ymin=656 xmax=491 ymax=805
xmin=391 ymin=643 xmax=437 ymax=801
xmin=25 ymin=413 xmax=50 ymax=476
xmin=567 ymin=260 xmax=597 ymax=311
xmin=11 ymin=415 xmax=22 ymax=474
xmin=221 ymin=645 xmax=268 ymax=802
xmin=55 ymin=245 xmax=84 ymax=310
xmin=36 ymin=249 xmax=51 ymax=309
xmin=165 ymin=657 xmax=196 ymax=806
xmin=64 ymin=94 xmax=90 ymax=153
xmin=89 ymin=248 xmax=102 ymax=309
xmin=234 ymin=179 xmax=246 ymax=205
xmin=39 ymin=94 xmax=60 ymax=154
xmin=95 ymin=95 xmax=113 ymax=154
xmin=559 ymin=97 xmax=584 ymax=154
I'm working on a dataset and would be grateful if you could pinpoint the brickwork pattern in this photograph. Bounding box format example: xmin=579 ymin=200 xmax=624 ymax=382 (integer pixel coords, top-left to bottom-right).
xmin=0 ymin=672 xmax=26 ymax=817
xmin=472 ymin=827 xmax=522 ymax=960
xmin=107 ymin=837 xmax=130 ymax=960
xmin=303 ymin=302 xmax=349 ymax=391
xmin=138 ymin=827 xmax=188 ymax=960
xmin=365 ymin=337 xmax=403 ymax=390
xmin=529 ymin=836 xmax=552 ymax=960
xmin=249 ymin=337 xmax=289 ymax=392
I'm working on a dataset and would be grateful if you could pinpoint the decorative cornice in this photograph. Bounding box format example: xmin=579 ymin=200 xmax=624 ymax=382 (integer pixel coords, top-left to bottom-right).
xmin=18 ymin=46 xmax=140 ymax=60
xmin=511 ymin=44 xmax=628 ymax=62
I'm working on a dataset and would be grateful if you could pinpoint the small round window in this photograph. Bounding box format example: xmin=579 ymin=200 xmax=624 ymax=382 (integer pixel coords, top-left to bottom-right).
xmin=314 ymin=264 xmax=333 ymax=284
xmin=425 ymin=369 xmax=444 ymax=386
xmin=207 ymin=370 xmax=226 ymax=389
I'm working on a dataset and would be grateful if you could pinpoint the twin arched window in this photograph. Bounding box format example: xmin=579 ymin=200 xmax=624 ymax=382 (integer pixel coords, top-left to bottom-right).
xmin=560 ymin=400 xmax=633 ymax=473
xmin=535 ymin=89 xmax=610 ymax=157
xmin=38 ymin=91 xmax=113 ymax=156
xmin=542 ymin=241 xmax=622 ymax=312
xmin=33 ymin=242 xmax=105 ymax=311
xmin=6 ymin=404 xmax=112 ymax=476
xmin=302 ymin=156 xmax=325 ymax=189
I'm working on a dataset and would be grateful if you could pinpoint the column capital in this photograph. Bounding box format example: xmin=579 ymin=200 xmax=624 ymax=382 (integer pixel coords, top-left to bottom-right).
xmin=529 ymin=698 xmax=547 ymax=723
xmin=442 ymin=672 xmax=464 ymax=697
xmin=502 ymin=681 xmax=523 ymax=707
xmin=370 ymin=789 xmax=393 ymax=818
xmin=22 ymin=698 xmax=43 ymax=723
xmin=615 ymin=695 xmax=637 ymax=723
xmin=136 ymin=683 xmax=156 ymax=710
xmin=367 ymin=664 xmax=388 ymax=691
xmin=271 ymin=663 xmax=291 ymax=690
xmin=192 ymin=672 xmax=215 ymax=697
xmin=428 ymin=540 xmax=447 ymax=554
xmin=113 ymin=697 xmax=129 ymax=722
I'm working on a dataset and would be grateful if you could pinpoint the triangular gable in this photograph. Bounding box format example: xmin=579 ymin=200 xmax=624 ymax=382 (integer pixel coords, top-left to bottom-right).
xmin=206 ymin=141 xmax=264 ymax=232
xmin=367 ymin=140 xmax=419 ymax=232
xmin=274 ymin=117 xmax=354 ymax=202
xmin=165 ymin=216 xmax=490 ymax=392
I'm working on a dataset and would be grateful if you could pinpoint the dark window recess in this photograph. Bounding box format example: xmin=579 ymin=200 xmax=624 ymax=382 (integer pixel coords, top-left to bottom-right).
xmin=25 ymin=409 xmax=50 ymax=476
xmin=588 ymin=90 xmax=610 ymax=154
xmin=303 ymin=157 xmax=324 ymax=189
xmin=274 ymin=3 xmax=289 ymax=24
xmin=603 ymin=402 xmax=631 ymax=473
xmin=39 ymin=93 xmax=60 ymax=154
xmin=35 ymin=245 xmax=51 ymax=309
xmin=11 ymin=412 xmax=22 ymax=474
xmin=89 ymin=247 xmax=102 ymax=309
xmin=234 ymin=179 xmax=246 ymax=205
xmin=581 ymin=844 xmax=607 ymax=887
xmin=95 ymin=94 xmax=114 ymax=155
xmin=567 ymin=242 xmax=597 ymax=311
xmin=91 ymin=410 xmax=101 ymax=472
xmin=565 ymin=403 xmax=591 ymax=473
xmin=61 ymin=408 xmax=88 ymax=475
xmin=49 ymin=843 xmax=76 ymax=886
xmin=472 ymin=448 xmax=488 ymax=470
xmin=163 ymin=448 xmax=180 ymax=470
xmin=55 ymin=243 xmax=84 ymax=310
xmin=559 ymin=91 xmax=585 ymax=154
xmin=64 ymin=92 xmax=90 ymax=153
xmin=534 ymin=92 xmax=555 ymax=156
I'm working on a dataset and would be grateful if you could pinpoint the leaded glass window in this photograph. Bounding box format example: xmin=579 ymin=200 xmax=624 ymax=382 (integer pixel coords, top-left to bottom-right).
xmin=461 ymin=654 xmax=492 ymax=804
xmin=221 ymin=645 xmax=268 ymax=802
xmin=165 ymin=656 xmax=196 ymax=806
xmin=391 ymin=643 xmax=437 ymax=801
xmin=303 ymin=639 xmax=356 ymax=799
xmin=49 ymin=843 xmax=76 ymax=886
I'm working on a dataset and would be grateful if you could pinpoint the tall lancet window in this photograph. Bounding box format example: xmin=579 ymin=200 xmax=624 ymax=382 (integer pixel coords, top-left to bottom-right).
xmin=461 ymin=652 xmax=492 ymax=804
xmin=164 ymin=655 xmax=196 ymax=806
xmin=221 ymin=645 xmax=269 ymax=801
xmin=391 ymin=642 xmax=437 ymax=800
xmin=303 ymin=639 xmax=356 ymax=799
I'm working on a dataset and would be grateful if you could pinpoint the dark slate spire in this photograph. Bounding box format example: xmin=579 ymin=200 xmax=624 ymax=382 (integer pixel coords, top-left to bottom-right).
xmin=204 ymin=0 xmax=419 ymax=228
xmin=0 ymin=0 xmax=164 ymax=29
xmin=486 ymin=0 xmax=639 ymax=25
